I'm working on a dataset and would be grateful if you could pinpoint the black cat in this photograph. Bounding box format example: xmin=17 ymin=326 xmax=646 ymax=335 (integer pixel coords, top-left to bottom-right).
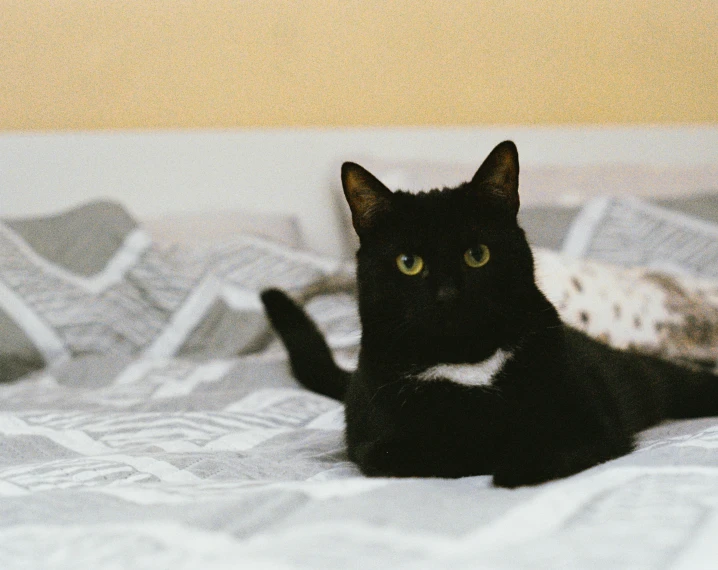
xmin=261 ymin=141 xmax=718 ymax=487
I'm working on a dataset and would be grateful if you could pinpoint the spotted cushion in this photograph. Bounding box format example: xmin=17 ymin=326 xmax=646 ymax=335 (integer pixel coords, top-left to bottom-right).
xmin=535 ymin=249 xmax=718 ymax=369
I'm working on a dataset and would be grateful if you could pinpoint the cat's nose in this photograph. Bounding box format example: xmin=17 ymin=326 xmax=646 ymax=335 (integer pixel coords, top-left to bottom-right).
xmin=436 ymin=283 xmax=459 ymax=305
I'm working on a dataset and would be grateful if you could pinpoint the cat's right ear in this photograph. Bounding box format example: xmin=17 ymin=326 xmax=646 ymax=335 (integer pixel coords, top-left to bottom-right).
xmin=341 ymin=162 xmax=393 ymax=236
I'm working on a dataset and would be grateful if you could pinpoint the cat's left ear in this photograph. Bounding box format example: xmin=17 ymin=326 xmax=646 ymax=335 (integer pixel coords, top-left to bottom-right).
xmin=470 ymin=141 xmax=520 ymax=216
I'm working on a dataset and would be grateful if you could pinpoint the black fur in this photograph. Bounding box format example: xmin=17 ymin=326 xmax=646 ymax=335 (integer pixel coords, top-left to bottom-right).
xmin=261 ymin=288 xmax=349 ymax=400
xmin=261 ymin=141 xmax=718 ymax=487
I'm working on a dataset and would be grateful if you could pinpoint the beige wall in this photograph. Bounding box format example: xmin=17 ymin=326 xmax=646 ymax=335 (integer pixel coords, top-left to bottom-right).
xmin=2 ymin=1 xmax=716 ymax=131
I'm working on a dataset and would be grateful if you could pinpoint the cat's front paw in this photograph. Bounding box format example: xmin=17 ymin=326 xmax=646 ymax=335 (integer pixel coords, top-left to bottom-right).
xmin=352 ymin=440 xmax=411 ymax=478
xmin=492 ymin=460 xmax=555 ymax=488
xmin=352 ymin=438 xmax=473 ymax=478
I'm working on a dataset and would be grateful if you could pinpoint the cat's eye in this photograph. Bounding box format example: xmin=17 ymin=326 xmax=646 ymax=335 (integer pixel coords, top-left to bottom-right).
xmin=464 ymin=245 xmax=490 ymax=268
xmin=396 ymin=254 xmax=424 ymax=276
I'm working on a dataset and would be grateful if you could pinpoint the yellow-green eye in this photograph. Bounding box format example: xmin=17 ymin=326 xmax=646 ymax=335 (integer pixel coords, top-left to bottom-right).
xmin=464 ymin=245 xmax=490 ymax=268
xmin=396 ymin=254 xmax=424 ymax=276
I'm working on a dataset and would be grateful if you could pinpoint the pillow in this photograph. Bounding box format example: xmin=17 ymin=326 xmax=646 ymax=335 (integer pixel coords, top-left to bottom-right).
xmin=535 ymin=249 xmax=718 ymax=369
xmin=520 ymin=193 xmax=718 ymax=252
xmin=0 ymin=201 xmax=340 ymax=382
xmin=0 ymin=200 xmax=139 ymax=382
xmin=5 ymin=200 xmax=139 ymax=277
xmin=562 ymin=196 xmax=718 ymax=279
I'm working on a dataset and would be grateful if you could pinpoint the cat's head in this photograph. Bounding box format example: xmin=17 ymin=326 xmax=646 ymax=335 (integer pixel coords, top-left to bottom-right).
xmin=342 ymin=141 xmax=540 ymax=359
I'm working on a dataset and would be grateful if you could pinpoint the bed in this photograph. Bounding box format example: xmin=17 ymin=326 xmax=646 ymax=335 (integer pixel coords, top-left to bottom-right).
xmin=1 ymin=128 xmax=718 ymax=569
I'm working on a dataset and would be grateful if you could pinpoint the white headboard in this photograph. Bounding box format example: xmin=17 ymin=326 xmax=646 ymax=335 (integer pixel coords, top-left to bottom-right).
xmin=1 ymin=126 xmax=717 ymax=258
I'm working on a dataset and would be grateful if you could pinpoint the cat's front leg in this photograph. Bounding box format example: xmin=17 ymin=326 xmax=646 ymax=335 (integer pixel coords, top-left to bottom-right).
xmin=352 ymin=436 xmax=493 ymax=479
xmin=352 ymin=438 xmax=451 ymax=478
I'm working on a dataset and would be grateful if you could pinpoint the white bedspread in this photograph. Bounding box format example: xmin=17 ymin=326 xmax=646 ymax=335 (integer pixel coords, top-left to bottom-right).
xmin=0 ymin=352 xmax=717 ymax=569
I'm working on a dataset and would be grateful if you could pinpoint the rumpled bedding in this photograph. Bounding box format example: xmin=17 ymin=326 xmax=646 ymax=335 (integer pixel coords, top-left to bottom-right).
xmin=1 ymin=199 xmax=717 ymax=569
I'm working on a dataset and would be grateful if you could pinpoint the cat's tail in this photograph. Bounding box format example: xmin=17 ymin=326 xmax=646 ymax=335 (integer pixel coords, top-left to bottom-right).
xmin=260 ymin=289 xmax=350 ymax=401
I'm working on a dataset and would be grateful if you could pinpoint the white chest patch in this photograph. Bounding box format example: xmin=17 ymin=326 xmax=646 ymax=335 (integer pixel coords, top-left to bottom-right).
xmin=414 ymin=349 xmax=512 ymax=387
